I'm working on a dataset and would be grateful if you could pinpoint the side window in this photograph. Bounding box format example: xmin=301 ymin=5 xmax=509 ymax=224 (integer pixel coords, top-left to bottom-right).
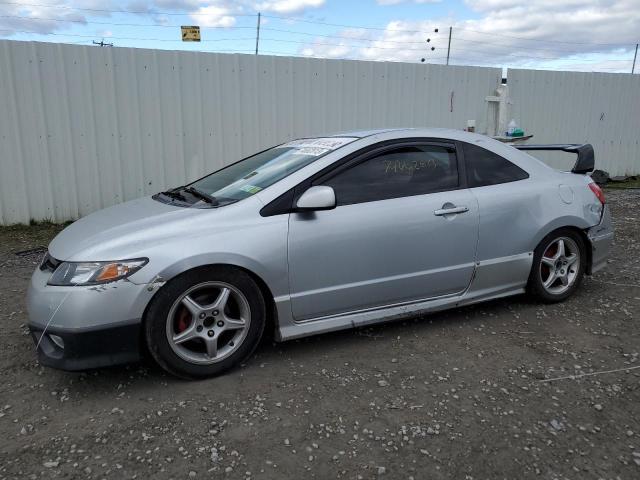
xmin=462 ymin=142 xmax=529 ymax=187
xmin=323 ymin=144 xmax=458 ymax=206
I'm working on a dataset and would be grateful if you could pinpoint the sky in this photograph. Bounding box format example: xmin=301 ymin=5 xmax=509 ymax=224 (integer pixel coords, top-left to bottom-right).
xmin=0 ymin=0 xmax=638 ymax=73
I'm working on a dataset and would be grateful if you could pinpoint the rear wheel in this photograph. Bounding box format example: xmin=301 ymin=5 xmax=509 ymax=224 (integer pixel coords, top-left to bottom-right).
xmin=144 ymin=266 xmax=266 ymax=379
xmin=528 ymin=229 xmax=586 ymax=303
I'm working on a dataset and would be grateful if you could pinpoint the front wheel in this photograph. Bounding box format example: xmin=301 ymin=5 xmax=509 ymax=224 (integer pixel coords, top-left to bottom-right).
xmin=144 ymin=266 xmax=266 ymax=379
xmin=528 ymin=229 xmax=586 ymax=303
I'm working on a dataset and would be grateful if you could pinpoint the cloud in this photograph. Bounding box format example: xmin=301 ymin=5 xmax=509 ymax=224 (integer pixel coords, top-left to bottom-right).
xmin=255 ymin=0 xmax=325 ymax=14
xmin=0 ymin=0 xmax=119 ymax=36
xmin=462 ymin=0 xmax=638 ymax=44
xmin=0 ymin=1 xmax=236 ymax=37
xmin=189 ymin=4 xmax=236 ymax=27
xmin=377 ymin=0 xmax=441 ymax=5
xmin=299 ymin=0 xmax=640 ymax=72
xmin=1 ymin=0 xmax=636 ymax=74
xmin=0 ymin=0 xmax=326 ymax=37
xmin=150 ymin=0 xmax=200 ymax=9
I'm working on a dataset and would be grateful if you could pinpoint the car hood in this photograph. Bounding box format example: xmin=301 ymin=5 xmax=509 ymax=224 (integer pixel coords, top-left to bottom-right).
xmin=48 ymin=196 xmax=210 ymax=261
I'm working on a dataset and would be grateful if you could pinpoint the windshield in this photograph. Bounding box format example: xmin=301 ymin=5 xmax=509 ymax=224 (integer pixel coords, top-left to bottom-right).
xmin=188 ymin=137 xmax=357 ymax=204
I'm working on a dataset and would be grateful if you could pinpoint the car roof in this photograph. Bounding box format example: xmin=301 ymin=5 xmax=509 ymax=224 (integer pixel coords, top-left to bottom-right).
xmin=327 ymin=127 xmax=484 ymax=141
xmin=327 ymin=128 xmax=405 ymax=138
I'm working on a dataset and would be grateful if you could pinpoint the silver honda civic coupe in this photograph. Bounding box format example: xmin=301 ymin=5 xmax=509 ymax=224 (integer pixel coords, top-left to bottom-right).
xmin=27 ymin=128 xmax=613 ymax=379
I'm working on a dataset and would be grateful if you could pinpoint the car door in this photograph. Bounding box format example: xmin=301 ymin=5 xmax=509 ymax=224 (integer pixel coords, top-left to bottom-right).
xmin=287 ymin=140 xmax=480 ymax=321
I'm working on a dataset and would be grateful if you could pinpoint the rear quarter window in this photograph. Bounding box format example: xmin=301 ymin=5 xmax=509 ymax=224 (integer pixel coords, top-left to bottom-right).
xmin=462 ymin=142 xmax=529 ymax=187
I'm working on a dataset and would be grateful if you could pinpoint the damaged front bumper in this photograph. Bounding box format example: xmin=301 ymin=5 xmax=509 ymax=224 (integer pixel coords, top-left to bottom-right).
xmin=26 ymin=267 xmax=161 ymax=371
xmin=587 ymin=204 xmax=614 ymax=274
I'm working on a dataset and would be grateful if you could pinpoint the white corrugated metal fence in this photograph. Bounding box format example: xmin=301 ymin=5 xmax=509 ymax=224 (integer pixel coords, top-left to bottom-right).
xmin=0 ymin=40 xmax=638 ymax=225
xmin=509 ymin=68 xmax=640 ymax=174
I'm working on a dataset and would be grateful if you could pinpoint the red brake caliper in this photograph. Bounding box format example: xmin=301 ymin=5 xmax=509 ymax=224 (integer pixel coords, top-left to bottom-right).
xmin=176 ymin=308 xmax=190 ymax=333
xmin=542 ymin=244 xmax=557 ymax=276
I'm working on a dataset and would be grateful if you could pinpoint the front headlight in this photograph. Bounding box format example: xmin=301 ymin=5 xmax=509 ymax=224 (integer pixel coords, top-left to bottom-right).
xmin=47 ymin=258 xmax=148 ymax=286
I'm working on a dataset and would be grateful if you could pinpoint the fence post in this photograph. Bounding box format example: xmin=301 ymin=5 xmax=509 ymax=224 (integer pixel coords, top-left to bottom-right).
xmin=485 ymin=84 xmax=511 ymax=136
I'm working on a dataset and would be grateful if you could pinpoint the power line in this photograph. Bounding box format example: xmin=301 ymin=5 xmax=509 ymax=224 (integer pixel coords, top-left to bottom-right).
xmin=292 ymin=42 xmax=634 ymax=64
xmin=0 ymin=8 xmax=411 ymax=43
xmin=261 ymin=48 xmax=631 ymax=67
xmin=0 ymin=11 xmax=635 ymax=71
xmin=258 ymin=49 xmax=448 ymax=62
xmin=0 ymin=14 xmax=447 ymax=48
xmin=449 ymin=47 xmax=634 ymax=62
xmin=0 ymin=1 xmax=257 ymax=17
xmin=1 ymin=12 xmax=636 ymax=53
xmin=0 ymin=13 xmax=257 ymax=29
xmin=0 ymin=27 xmax=634 ymax=65
xmin=0 ymin=28 xmax=255 ymax=42
xmin=0 ymin=1 xmax=632 ymax=49
xmin=454 ymin=26 xmax=635 ymax=47
xmin=0 ymin=13 xmax=432 ymax=44
xmin=259 ymin=36 xmax=439 ymax=51
xmin=0 ymin=2 xmax=636 ymax=49
xmin=252 ymin=26 xmax=638 ymax=61
xmin=448 ymin=41 xmax=637 ymax=61
xmin=450 ymin=35 xmax=625 ymax=54
xmin=260 ymin=13 xmax=637 ymax=47
xmin=4 ymin=14 xmax=625 ymax=57
xmin=260 ymin=27 xmax=435 ymax=45
xmin=0 ymin=29 xmax=633 ymax=64
xmin=0 ymin=35 xmax=632 ymax=71
xmin=259 ymin=37 xmax=635 ymax=61
xmin=262 ymin=26 xmax=630 ymax=55
xmin=261 ymin=14 xmax=433 ymax=33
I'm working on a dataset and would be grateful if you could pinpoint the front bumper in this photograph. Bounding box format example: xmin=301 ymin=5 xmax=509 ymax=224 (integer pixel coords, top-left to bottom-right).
xmin=26 ymin=266 xmax=158 ymax=371
xmin=29 ymin=322 xmax=141 ymax=371
xmin=587 ymin=204 xmax=614 ymax=274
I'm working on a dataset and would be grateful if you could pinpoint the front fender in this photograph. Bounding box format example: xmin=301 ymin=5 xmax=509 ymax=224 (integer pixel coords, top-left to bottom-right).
xmin=127 ymin=210 xmax=290 ymax=300
xmin=154 ymin=252 xmax=288 ymax=298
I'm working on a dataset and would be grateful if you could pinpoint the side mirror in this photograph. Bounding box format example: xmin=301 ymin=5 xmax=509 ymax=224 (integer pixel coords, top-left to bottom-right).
xmin=295 ymin=186 xmax=336 ymax=211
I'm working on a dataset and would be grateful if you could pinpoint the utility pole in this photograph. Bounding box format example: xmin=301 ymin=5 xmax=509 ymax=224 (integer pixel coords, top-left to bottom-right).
xmin=92 ymin=38 xmax=113 ymax=47
xmin=446 ymin=26 xmax=452 ymax=65
xmin=255 ymin=12 xmax=261 ymax=55
xmin=633 ymin=43 xmax=638 ymax=74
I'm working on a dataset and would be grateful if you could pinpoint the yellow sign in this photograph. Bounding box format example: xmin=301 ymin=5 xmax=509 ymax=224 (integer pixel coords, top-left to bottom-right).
xmin=181 ymin=26 xmax=201 ymax=42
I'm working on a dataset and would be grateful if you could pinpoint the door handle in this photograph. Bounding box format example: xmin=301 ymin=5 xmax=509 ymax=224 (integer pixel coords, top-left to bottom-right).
xmin=434 ymin=205 xmax=469 ymax=216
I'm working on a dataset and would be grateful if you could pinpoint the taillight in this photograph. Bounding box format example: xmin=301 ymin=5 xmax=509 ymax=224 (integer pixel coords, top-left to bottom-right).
xmin=588 ymin=182 xmax=605 ymax=205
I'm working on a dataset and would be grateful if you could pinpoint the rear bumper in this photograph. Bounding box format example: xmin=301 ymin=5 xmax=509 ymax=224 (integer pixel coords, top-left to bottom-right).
xmin=587 ymin=205 xmax=614 ymax=274
xmin=29 ymin=321 xmax=142 ymax=371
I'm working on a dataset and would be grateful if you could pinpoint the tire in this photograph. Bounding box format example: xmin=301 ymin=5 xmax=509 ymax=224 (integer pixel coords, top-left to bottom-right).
xmin=527 ymin=228 xmax=587 ymax=303
xmin=144 ymin=266 xmax=266 ymax=379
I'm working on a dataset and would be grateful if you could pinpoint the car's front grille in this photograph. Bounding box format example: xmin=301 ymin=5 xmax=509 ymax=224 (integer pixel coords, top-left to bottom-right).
xmin=39 ymin=252 xmax=61 ymax=272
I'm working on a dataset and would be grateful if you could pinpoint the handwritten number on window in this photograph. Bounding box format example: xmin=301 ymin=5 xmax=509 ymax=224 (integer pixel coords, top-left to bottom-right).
xmin=384 ymin=158 xmax=436 ymax=174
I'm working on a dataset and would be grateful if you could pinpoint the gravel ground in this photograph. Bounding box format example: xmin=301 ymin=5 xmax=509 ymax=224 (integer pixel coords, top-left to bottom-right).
xmin=0 ymin=190 xmax=638 ymax=480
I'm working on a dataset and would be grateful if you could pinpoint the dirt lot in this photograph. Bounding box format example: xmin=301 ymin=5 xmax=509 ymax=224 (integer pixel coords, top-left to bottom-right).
xmin=0 ymin=190 xmax=638 ymax=480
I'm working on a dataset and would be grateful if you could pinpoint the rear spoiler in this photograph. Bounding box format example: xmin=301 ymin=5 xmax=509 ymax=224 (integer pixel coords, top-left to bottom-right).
xmin=513 ymin=144 xmax=594 ymax=174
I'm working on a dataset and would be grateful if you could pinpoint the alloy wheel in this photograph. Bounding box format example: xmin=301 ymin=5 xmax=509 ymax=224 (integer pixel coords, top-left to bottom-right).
xmin=165 ymin=281 xmax=251 ymax=365
xmin=539 ymin=237 xmax=580 ymax=295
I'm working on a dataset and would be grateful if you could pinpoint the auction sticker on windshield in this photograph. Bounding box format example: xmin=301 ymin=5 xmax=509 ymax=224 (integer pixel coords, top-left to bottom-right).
xmin=278 ymin=137 xmax=357 ymax=155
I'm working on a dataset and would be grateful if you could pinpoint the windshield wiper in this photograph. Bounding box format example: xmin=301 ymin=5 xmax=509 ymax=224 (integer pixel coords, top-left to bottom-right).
xmin=183 ymin=186 xmax=219 ymax=206
xmin=160 ymin=189 xmax=187 ymax=201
